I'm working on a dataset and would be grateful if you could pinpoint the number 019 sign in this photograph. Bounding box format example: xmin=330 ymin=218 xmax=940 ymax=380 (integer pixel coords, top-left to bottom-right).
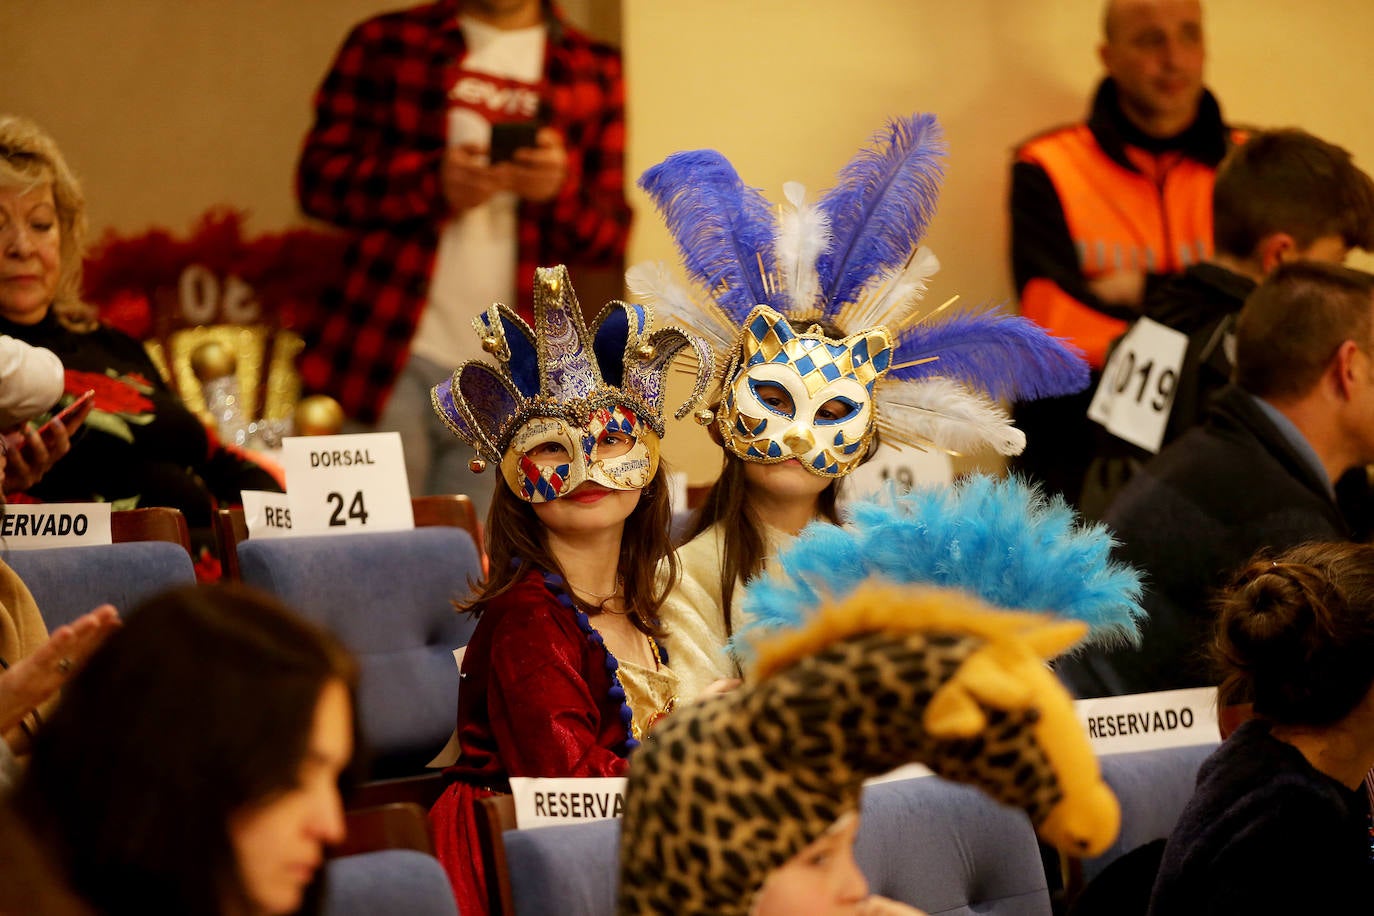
xmin=281 ymin=432 xmax=415 ymax=535
xmin=1087 ymin=317 xmax=1189 ymax=454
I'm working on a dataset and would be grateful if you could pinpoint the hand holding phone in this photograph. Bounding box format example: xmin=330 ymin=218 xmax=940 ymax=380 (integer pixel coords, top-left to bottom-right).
xmin=489 ymin=121 xmax=540 ymax=164
xmin=1 ymin=390 xmax=95 ymax=493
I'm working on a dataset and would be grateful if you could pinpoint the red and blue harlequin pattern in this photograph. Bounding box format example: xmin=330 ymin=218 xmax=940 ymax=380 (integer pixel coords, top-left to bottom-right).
xmin=295 ymin=1 xmax=631 ymax=423
xmin=518 ymin=455 xmax=571 ymax=501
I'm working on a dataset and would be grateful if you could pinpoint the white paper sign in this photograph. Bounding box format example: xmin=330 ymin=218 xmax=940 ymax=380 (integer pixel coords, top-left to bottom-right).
xmin=1088 ymin=317 xmax=1188 ymax=454
xmin=281 ymin=433 xmax=414 ymax=535
xmin=509 ymin=777 xmax=627 ymax=829
xmin=843 ymin=442 xmax=953 ymax=504
xmin=1075 ymin=687 xmax=1219 ymax=755
xmin=0 ymin=503 xmax=111 ymax=549
xmin=240 ymin=490 xmax=294 ymax=539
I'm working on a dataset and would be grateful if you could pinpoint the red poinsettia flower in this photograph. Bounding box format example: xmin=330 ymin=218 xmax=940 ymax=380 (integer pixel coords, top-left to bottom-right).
xmin=64 ymin=369 xmax=154 ymax=416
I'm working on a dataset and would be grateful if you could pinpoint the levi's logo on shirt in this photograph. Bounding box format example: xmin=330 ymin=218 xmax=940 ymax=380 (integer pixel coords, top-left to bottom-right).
xmin=449 ymin=70 xmax=540 ymax=122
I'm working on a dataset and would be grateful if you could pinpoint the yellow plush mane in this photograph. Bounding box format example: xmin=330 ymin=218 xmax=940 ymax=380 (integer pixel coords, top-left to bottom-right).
xmin=748 ymin=583 xmax=1119 ymax=857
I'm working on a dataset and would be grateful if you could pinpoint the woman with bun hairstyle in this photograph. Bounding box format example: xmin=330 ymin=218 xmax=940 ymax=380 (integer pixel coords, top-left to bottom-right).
xmin=1149 ymin=542 xmax=1374 ymax=914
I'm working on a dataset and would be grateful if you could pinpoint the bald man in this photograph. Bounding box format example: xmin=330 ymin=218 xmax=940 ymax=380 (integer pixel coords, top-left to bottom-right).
xmin=1008 ymin=0 xmax=1244 ymax=507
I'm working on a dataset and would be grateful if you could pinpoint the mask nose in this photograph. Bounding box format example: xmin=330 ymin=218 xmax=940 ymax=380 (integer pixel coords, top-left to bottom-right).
xmin=782 ymin=426 xmax=815 ymax=456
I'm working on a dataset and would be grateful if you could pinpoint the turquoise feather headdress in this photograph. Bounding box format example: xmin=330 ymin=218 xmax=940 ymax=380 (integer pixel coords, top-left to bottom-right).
xmin=736 ymin=474 xmax=1145 ymax=653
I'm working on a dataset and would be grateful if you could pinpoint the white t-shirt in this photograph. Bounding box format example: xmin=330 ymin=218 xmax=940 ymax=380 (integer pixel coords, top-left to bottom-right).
xmin=413 ymin=16 xmax=547 ymax=368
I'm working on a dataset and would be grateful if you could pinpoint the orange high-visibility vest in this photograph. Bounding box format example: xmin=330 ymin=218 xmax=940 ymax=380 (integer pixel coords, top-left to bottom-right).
xmin=1017 ymin=126 xmax=1242 ymax=367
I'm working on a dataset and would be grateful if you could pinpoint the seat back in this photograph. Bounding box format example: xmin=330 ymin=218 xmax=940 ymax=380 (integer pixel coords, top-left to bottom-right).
xmin=336 ymin=802 xmax=435 ymax=859
xmin=217 ymin=493 xmax=483 ymax=581
xmin=111 ymin=507 xmax=193 ymax=555
xmin=477 ymin=795 xmax=520 ymax=916
xmin=1077 ymin=743 xmax=1217 ymax=886
xmin=236 ymin=526 xmax=480 ymax=778
xmin=497 ymin=775 xmax=1054 ymax=916
xmin=323 ymin=850 xmax=458 ymax=916
xmin=504 ymin=818 xmax=621 ymax=916
xmin=5 ymin=541 xmax=197 ymax=629
xmin=855 ymin=777 xmax=1052 ymax=915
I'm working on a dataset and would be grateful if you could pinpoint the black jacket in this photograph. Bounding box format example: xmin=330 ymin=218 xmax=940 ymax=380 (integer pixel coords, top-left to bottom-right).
xmin=1149 ymin=720 xmax=1374 ymax=915
xmin=1058 ymin=384 xmax=1349 ymax=697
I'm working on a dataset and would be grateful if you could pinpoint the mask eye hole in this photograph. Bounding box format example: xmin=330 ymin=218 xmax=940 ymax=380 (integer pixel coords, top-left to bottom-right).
xmin=595 ymin=430 xmax=636 ymax=459
xmin=524 ymin=441 xmax=570 ymax=466
xmin=749 ymin=380 xmax=795 ymax=418
xmin=814 ymin=396 xmax=861 ymax=425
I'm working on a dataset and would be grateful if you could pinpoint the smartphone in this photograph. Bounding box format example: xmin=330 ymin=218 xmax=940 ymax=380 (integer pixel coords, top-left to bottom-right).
xmin=3 ymin=389 xmax=96 ymax=452
xmin=490 ymin=121 xmax=540 ymax=164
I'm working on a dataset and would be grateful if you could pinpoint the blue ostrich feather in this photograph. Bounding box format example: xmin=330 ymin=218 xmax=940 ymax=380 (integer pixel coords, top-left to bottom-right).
xmin=638 ymin=150 xmax=780 ymax=323
xmin=736 ymin=475 xmax=1144 ymax=655
xmin=815 ymin=114 xmax=945 ymax=319
xmin=890 ymin=308 xmax=1089 ymax=400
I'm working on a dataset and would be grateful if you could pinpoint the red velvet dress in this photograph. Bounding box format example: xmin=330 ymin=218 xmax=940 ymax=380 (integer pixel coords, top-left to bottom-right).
xmin=428 ymin=570 xmax=635 ymax=915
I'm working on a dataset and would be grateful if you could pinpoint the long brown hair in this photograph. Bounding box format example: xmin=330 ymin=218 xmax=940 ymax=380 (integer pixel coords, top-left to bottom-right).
xmin=14 ymin=583 xmax=360 ymax=916
xmin=469 ymin=464 xmax=678 ymax=637
xmin=685 ymin=451 xmax=840 ymax=637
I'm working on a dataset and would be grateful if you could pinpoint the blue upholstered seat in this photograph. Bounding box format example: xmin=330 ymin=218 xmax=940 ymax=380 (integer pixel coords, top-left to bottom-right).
xmin=856 ymin=777 xmax=1052 ymax=915
xmin=500 ymin=775 xmax=1053 ymax=916
xmin=5 ymin=541 xmax=196 ymax=630
xmin=324 ymin=850 xmax=458 ymax=916
xmin=237 ymin=526 xmax=481 ymax=778
xmin=1078 ymin=743 xmax=1218 ymax=885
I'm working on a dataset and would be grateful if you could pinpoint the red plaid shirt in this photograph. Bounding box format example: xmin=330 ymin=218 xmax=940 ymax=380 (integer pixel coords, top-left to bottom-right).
xmin=295 ymin=1 xmax=630 ymax=422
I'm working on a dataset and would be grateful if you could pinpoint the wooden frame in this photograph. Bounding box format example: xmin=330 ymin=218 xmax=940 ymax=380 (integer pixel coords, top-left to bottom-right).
xmin=476 ymin=794 xmax=518 ymax=916
xmin=111 ymin=507 xmax=193 ymax=555
xmin=334 ymin=802 xmax=435 ymax=859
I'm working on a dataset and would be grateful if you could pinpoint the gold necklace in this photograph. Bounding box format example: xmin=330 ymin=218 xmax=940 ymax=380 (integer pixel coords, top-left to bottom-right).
xmin=570 ymin=575 xmax=624 ymax=603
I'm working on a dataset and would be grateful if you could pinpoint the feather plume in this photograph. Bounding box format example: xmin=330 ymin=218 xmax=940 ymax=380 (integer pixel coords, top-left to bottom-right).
xmin=876 ymin=378 xmax=1026 ymax=456
xmin=890 ymin=307 xmax=1090 ymax=401
xmin=735 ymin=475 xmax=1145 ymax=654
xmin=638 ymin=150 xmax=781 ymax=323
xmin=837 ymin=245 xmax=940 ymax=333
xmin=815 ymin=115 xmax=945 ymax=319
xmin=625 ymin=261 xmax=736 ymax=355
xmin=773 ymin=181 xmax=831 ymax=318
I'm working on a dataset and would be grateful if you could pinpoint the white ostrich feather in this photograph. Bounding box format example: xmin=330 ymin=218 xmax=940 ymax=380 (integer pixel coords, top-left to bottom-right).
xmin=625 ymin=260 xmax=735 ymax=354
xmin=877 ymin=376 xmax=1026 ymax=456
xmin=773 ymin=181 xmax=831 ymax=316
xmin=839 ymin=245 xmax=941 ymax=333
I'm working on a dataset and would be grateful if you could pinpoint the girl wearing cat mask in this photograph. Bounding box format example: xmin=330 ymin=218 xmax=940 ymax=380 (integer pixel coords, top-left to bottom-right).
xmin=631 ymin=114 xmax=1090 ymax=700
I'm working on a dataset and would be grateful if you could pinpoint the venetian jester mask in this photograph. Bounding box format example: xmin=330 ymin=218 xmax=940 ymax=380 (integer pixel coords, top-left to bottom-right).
xmin=718 ymin=306 xmax=893 ymax=477
xmin=431 ymin=265 xmax=713 ymax=505
xmin=501 ymin=405 xmax=659 ymax=503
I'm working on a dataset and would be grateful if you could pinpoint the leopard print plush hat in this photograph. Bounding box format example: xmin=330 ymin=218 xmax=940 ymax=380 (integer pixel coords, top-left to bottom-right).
xmin=617 ymin=584 xmax=1121 ymax=916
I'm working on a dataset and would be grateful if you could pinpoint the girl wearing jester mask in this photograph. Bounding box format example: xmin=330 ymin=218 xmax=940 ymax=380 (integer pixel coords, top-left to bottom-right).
xmin=630 ymin=115 xmax=1091 ymax=702
xmin=426 ymin=265 xmax=713 ymax=915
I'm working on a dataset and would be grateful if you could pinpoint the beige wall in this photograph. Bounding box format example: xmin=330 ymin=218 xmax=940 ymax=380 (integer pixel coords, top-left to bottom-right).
xmin=4 ymin=1 xmax=1373 ymax=481
xmin=625 ymin=0 xmax=1374 ymax=480
xmin=0 ymin=0 xmax=615 ymax=237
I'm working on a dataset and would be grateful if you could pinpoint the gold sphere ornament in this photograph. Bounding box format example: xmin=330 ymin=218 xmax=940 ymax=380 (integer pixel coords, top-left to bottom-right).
xmin=189 ymin=341 xmax=236 ymax=381
xmin=693 ymin=408 xmax=715 ymax=426
xmin=469 ymin=456 xmax=488 ymax=474
xmin=293 ymin=395 xmax=345 ymax=436
xmin=635 ymin=342 xmax=656 ymax=360
xmin=481 ymin=335 xmax=502 ymax=355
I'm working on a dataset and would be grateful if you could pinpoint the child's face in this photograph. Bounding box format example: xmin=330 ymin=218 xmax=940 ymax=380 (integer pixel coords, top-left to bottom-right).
xmin=751 ymin=814 xmax=867 ymax=916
